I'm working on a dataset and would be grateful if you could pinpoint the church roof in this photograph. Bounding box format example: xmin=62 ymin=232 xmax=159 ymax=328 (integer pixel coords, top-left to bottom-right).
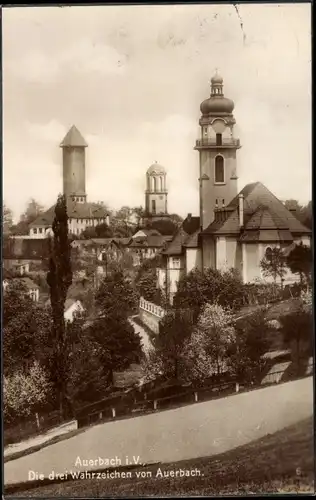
xmin=60 ymin=125 xmax=88 ymax=148
xmin=30 ymin=201 xmax=109 ymax=227
xmin=203 ymin=182 xmax=311 ymax=237
xmin=147 ymin=163 xmax=166 ymax=175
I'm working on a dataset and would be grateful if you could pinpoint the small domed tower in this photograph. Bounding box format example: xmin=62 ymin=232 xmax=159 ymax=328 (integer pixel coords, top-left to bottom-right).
xmin=145 ymin=162 xmax=168 ymax=216
xmin=195 ymin=72 xmax=241 ymax=230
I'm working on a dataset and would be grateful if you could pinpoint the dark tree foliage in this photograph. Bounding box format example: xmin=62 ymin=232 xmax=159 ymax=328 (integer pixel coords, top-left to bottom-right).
xmin=144 ymin=218 xmax=179 ymax=236
xmin=286 ymin=243 xmax=312 ymax=286
xmin=174 ymin=267 xmax=245 ymax=321
xmin=154 ymin=309 xmax=194 ymax=380
xmin=3 ymin=281 xmax=51 ymax=376
xmin=89 ymin=315 xmax=142 ymax=386
xmin=46 ymin=195 xmax=73 ymax=418
xmin=90 ymin=270 xmax=142 ymax=387
xmin=280 ymin=308 xmax=313 ymax=373
xmin=227 ymin=309 xmax=271 ymax=384
xmin=95 ymin=270 xmax=138 ymax=317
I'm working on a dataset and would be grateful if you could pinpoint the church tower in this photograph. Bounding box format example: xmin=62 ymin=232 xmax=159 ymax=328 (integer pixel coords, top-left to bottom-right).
xmin=60 ymin=125 xmax=88 ymax=203
xmin=195 ymin=73 xmax=241 ymax=230
xmin=145 ymin=162 xmax=168 ymax=217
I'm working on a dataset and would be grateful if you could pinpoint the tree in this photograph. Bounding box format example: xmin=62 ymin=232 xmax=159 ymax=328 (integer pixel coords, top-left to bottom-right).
xmin=88 ymin=314 xmax=142 ymax=386
xmin=174 ymin=267 xmax=245 ymax=321
xmin=148 ymin=308 xmax=194 ymax=381
xmin=185 ymin=303 xmax=236 ymax=380
xmin=279 ymin=307 xmax=313 ymax=374
xmin=260 ymin=247 xmax=287 ymax=286
xmin=81 ymin=222 xmax=113 ymax=240
xmin=145 ymin=218 xmax=179 ymax=236
xmin=134 ymin=263 xmax=164 ymax=305
xmin=11 ymin=198 xmax=45 ymax=235
xmin=3 ymin=280 xmax=52 ymax=376
xmin=286 ymin=243 xmax=312 ymax=287
xmin=284 ymin=199 xmax=312 ymax=229
xmin=95 ymin=270 xmax=139 ymax=317
xmin=4 ymin=361 xmax=52 ymax=423
xmin=3 ymin=204 xmax=13 ymax=234
xmin=46 ymin=194 xmax=73 ymax=419
xmin=226 ymin=308 xmax=271 ymax=384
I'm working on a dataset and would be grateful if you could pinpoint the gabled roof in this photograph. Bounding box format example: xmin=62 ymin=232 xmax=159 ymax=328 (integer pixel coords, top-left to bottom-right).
xmin=132 ymin=228 xmax=162 ymax=238
xmin=129 ymin=235 xmax=170 ymax=249
xmin=3 ymin=267 xmax=13 ymax=279
xmin=163 ymin=216 xmax=200 ymax=255
xmin=60 ymin=125 xmax=88 ymax=148
xmin=203 ymin=182 xmax=311 ymax=237
xmin=30 ymin=201 xmax=109 ymax=228
xmin=12 ymin=277 xmax=39 ymax=290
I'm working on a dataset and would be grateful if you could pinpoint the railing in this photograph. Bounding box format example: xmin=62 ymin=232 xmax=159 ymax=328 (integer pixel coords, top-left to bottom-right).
xmin=195 ymin=138 xmax=240 ymax=148
xmin=75 ymin=366 xmax=313 ymax=429
xmin=139 ymin=297 xmax=166 ymax=319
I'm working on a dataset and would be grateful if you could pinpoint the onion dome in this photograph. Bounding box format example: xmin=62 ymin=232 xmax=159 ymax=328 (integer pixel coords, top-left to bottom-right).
xmin=200 ymin=72 xmax=234 ymax=116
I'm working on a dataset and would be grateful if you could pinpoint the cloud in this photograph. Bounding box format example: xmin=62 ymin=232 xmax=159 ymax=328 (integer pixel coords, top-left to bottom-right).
xmin=26 ymin=119 xmax=67 ymax=142
xmin=6 ymin=38 xmax=128 ymax=84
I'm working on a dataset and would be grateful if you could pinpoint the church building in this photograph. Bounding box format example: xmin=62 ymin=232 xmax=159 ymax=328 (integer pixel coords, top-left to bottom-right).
xmin=158 ymin=73 xmax=311 ymax=303
xmin=29 ymin=126 xmax=109 ymax=238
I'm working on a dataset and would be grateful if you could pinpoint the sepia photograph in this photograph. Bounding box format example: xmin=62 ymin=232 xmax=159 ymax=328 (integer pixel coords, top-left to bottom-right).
xmin=2 ymin=2 xmax=313 ymax=497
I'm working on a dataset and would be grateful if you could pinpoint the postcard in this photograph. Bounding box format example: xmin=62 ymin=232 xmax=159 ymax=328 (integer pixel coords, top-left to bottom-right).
xmin=2 ymin=3 xmax=313 ymax=497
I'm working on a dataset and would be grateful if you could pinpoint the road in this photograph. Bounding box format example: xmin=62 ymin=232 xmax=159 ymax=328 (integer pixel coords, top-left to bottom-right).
xmin=4 ymin=376 xmax=313 ymax=486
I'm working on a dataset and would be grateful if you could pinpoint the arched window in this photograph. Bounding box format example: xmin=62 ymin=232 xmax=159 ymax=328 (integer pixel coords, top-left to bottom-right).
xmin=153 ymin=176 xmax=157 ymax=192
xmin=159 ymin=176 xmax=163 ymax=191
xmin=265 ymin=247 xmax=273 ymax=262
xmin=215 ymin=155 xmax=224 ymax=183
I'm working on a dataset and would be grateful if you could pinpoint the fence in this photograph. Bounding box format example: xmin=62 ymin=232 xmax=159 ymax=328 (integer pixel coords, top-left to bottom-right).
xmin=139 ymin=297 xmax=166 ymax=334
xmin=75 ymin=363 xmax=314 ymax=429
xmin=4 ymin=410 xmax=64 ymax=447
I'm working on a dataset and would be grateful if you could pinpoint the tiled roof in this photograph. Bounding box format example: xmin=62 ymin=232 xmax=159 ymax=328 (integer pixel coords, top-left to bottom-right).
xmin=132 ymin=229 xmax=162 ymax=238
xmin=203 ymin=182 xmax=311 ymax=236
xmin=3 ymin=267 xmax=13 ymax=279
xmin=129 ymin=235 xmax=170 ymax=248
xmin=91 ymin=238 xmax=132 ymax=247
xmin=239 ymin=229 xmax=293 ymax=242
xmin=60 ymin=125 xmax=88 ymax=148
xmin=3 ymin=238 xmax=50 ymax=260
xmin=30 ymin=201 xmax=109 ymax=227
xmin=12 ymin=277 xmax=39 ymax=290
xmin=184 ymin=229 xmax=201 ymax=248
xmin=163 ymin=216 xmax=200 ymax=255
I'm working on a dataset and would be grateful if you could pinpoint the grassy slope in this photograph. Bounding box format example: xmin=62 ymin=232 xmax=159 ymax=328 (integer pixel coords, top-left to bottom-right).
xmin=8 ymin=417 xmax=314 ymax=497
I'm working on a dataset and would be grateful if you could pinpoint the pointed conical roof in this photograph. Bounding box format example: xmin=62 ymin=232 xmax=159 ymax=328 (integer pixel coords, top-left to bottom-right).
xmin=60 ymin=125 xmax=88 ymax=147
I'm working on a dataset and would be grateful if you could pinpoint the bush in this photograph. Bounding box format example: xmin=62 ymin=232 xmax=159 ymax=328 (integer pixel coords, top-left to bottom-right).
xmin=243 ymin=281 xmax=282 ymax=305
xmin=4 ymin=361 xmax=52 ymax=424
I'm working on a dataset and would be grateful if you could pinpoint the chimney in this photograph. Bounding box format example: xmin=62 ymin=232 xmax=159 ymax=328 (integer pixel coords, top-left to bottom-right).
xmin=187 ymin=213 xmax=192 ymax=222
xmin=239 ymin=193 xmax=244 ymax=227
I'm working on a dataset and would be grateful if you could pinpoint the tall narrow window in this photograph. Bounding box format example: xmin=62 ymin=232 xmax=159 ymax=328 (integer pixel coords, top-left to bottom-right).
xmin=215 ymin=155 xmax=225 ymax=183
xmin=216 ymin=133 xmax=222 ymax=146
xmin=152 ymin=200 xmax=156 ymax=214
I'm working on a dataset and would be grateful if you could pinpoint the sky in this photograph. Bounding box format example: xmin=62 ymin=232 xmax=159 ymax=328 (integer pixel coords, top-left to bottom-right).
xmin=2 ymin=3 xmax=311 ymax=221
